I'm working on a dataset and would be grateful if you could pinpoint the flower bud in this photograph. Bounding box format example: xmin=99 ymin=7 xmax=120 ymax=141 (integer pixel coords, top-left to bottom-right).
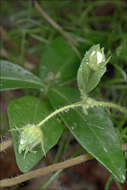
xmin=85 ymin=44 xmax=109 ymax=71
xmin=18 ymin=124 xmax=45 ymax=158
xmin=77 ymin=44 xmax=111 ymax=95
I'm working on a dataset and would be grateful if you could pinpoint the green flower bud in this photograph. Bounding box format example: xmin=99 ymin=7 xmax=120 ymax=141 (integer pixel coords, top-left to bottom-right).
xmin=18 ymin=124 xmax=45 ymax=158
xmin=77 ymin=44 xmax=111 ymax=95
xmin=85 ymin=44 xmax=110 ymax=71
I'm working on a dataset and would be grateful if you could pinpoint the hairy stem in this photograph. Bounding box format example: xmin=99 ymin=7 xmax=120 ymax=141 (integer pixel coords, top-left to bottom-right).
xmin=0 ymin=154 xmax=92 ymax=187
xmin=95 ymin=101 xmax=127 ymax=115
xmin=37 ymin=102 xmax=82 ymax=128
xmin=1 ymin=100 xmax=126 ymax=151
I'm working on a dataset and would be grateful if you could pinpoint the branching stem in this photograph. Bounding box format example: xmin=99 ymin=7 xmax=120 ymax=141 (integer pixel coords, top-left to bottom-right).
xmin=1 ymin=100 xmax=126 ymax=152
xmin=37 ymin=99 xmax=127 ymax=129
xmin=0 ymin=99 xmax=127 ymax=187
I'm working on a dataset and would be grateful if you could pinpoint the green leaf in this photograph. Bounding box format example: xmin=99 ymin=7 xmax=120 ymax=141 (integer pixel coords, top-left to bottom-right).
xmin=48 ymin=87 xmax=126 ymax=183
xmin=8 ymin=96 xmax=64 ymax=172
xmin=77 ymin=45 xmax=110 ymax=95
xmin=40 ymin=37 xmax=79 ymax=86
xmin=0 ymin=60 xmax=44 ymax=91
xmin=77 ymin=64 xmax=106 ymax=95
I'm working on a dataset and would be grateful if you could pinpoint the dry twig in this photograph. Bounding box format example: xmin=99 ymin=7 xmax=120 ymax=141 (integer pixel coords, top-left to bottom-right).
xmin=34 ymin=1 xmax=81 ymax=59
xmin=0 ymin=139 xmax=12 ymax=152
xmin=0 ymin=154 xmax=92 ymax=187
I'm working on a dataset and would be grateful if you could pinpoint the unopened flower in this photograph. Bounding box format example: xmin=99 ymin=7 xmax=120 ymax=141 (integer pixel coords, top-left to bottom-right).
xmin=18 ymin=124 xmax=45 ymax=159
xmin=85 ymin=44 xmax=110 ymax=71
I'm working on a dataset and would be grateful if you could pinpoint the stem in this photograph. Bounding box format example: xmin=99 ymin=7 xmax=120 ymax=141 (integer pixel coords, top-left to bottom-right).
xmin=34 ymin=1 xmax=81 ymax=59
xmin=1 ymin=100 xmax=126 ymax=151
xmin=0 ymin=139 xmax=12 ymax=152
xmin=95 ymin=101 xmax=127 ymax=115
xmin=40 ymin=133 xmax=72 ymax=189
xmin=37 ymin=102 xmax=82 ymax=128
xmin=34 ymin=1 xmax=77 ymax=46
xmin=53 ymin=132 xmax=67 ymax=163
xmin=39 ymin=170 xmax=62 ymax=190
xmin=104 ymin=175 xmax=113 ymax=190
xmin=115 ymin=181 xmax=123 ymax=190
xmin=0 ymin=154 xmax=92 ymax=187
